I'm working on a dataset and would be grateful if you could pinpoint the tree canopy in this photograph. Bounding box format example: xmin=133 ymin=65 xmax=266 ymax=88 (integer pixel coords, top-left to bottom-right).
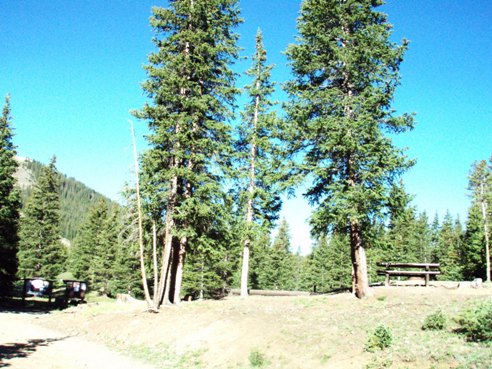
xmin=284 ymin=0 xmax=414 ymax=298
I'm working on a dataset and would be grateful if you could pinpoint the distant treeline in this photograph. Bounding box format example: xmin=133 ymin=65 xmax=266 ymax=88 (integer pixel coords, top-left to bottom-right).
xmin=18 ymin=159 xmax=114 ymax=241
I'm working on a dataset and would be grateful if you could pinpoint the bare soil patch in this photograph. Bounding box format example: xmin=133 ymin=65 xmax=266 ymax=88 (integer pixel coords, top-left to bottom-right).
xmin=0 ymin=311 xmax=155 ymax=369
xmin=5 ymin=285 xmax=492 ymax=368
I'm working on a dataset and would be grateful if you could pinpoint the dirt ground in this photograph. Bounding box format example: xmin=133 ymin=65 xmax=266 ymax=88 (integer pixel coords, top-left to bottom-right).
xmin=0 ymin=311 xmax=155 ymax=369
xmin=1 ymin=284 xmax=491 ymax=368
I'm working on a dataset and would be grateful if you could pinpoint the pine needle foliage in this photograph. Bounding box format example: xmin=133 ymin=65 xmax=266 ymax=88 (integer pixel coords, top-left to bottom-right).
xmin=467 ymin=159 xmax=492 ymax=282
xmin=236 ymin=28 xmax=282 ymax=230
xmin=284 ymin=0 xmax=414 ymax=297
xmin=133 ymin=0 xmax=241 ymax=306
xmin=17 ymin=157 xmax=66 ymax=280
xmin=0 ymin=95 xmax=21 ymax=295
xmin=70 ymin=199 xmax=123 ymax=295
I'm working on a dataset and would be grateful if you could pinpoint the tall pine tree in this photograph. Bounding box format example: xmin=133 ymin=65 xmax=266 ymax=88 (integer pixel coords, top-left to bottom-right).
xmin=0 ymin=95 xmax=21 ymax=296
xmin=70 ymin=199 xmax=122 ymax=295
xmin=237 ymin=29 xmax=281 ymax=298
xmin=133 ymin=0 xmax=241 ymax=307
xmin=284 ymin=0 xmax=414 ymax=298
xmin=17 ymin=156 xmax=66 ymax=280
xmin=468 ymin=159 xmax=491 ymax=282
xmin=463 ymin=204 xmax=487 ymax=280
xmin=384 ymin=182 xmax=419 ymax=262
xmin=256 ymin=219 xmax=297 ymax=290
xmin=433 ymin=212 xmax=463 ymax=281
xmin=306 ymin=234 xmax=352 ymax=293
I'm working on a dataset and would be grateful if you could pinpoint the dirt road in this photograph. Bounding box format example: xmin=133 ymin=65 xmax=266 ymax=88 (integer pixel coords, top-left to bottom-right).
xmin=0 ymin=312 xmax=156 ymax=369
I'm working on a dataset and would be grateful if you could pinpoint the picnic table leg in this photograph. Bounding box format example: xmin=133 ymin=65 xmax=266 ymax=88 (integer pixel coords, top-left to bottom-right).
xmin=385 ymin=273 xmax=390 ymax=287
xmin=22 ymin=279 xmax=27 ymax=302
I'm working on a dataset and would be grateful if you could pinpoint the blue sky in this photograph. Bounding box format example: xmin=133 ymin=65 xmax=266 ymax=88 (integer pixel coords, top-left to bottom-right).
xmin=1 ymin=1 xmax=491 ymax=253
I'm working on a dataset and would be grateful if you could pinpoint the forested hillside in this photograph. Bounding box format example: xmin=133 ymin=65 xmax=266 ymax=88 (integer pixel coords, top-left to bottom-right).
xmin=14 ymin=157 xmax=113 ymax=241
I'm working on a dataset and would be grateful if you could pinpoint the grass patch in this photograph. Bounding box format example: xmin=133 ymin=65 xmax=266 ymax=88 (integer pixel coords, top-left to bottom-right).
xmin=365 ymin=325 xmax=392 ymax=353
xmin=110 ymin=340 xmax=205 ymax=369
xmin=320 ymin=352 xmax=332 ymax=363
xmin=365 ymin=355 xmax=393 ymax=369
xmin=248 ymin=349 xmax=269 ymax=368
xmin=456 ymin=349 xmax=492 ymax=369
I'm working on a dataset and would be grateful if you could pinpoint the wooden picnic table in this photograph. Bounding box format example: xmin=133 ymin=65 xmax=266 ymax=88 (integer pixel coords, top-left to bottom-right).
xmin=376 ymin=262 xmax=440 ymax=287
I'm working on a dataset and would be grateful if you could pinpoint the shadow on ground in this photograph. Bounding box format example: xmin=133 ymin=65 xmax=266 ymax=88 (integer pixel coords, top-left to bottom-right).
xmin=0 ymin=336 xmax=68 ymax=368
xmin=0 ymin=298 xmax=61 ymax=315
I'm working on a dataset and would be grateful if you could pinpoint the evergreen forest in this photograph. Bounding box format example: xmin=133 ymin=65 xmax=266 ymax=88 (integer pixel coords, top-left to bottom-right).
xmin=0 ymin=0 xmax=490 ymax=307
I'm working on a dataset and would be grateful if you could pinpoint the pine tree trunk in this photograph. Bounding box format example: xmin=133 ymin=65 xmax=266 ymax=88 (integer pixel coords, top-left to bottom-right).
xmin=156 ymin=174 xmax=177 ymax=308
xmin=479 ymin=183 xmax=491 ymax=282
xmin=199 ymin=257 xmax=204 ymax=300
xmin=240 ymin=146 xmax=255 ymax=297
xmin=167 ymin=18 xmax=193 ymax=304
xmin=130 ymin=120 xmax=152 ymax=307
xmin=240 ymin=242 xmax=250 ymax=297
xmin=163 ymin=243 xmax=173 ymax=304
xmin=152 ymin=222 xmax=159 ymax=303
xmin=240 ymin=78 xmax=260 ymax=298
xmin=343 ymin=95 xmax=371 ymax=298
xmin=172 ymin=236 xmax=187 ymax=304
xmin=350 ymin=220 xmax=371 ymax=298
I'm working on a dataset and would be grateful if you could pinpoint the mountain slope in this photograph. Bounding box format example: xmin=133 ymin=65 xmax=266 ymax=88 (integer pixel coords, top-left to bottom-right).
xmin=14 ymin=156 xmax=114 ymax=241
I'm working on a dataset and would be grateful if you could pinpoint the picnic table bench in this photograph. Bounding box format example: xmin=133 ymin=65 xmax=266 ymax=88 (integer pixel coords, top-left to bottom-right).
xmin=377 ymin=262 xmax=440 ymax=287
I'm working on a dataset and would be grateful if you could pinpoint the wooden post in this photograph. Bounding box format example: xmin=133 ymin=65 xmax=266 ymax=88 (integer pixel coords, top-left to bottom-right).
xmin=425 ymin=265 xmax=430 ymax=287
xmin=48 ymin=281 xmax=53 ymax=304
xmin=22 ymin=279 xmax=27 ymax=302
xmin=385 ymin=273 xmax=390 ymax=287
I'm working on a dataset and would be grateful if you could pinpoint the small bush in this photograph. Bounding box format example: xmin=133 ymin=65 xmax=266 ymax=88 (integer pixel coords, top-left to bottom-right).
xmin=364 ymin=325 xmax=392 ymax=352
xmin=456 ymin=299 xmax=492 ymax=342
xmin=422 ymin=310 xmax=447 ymax=331
xmin=249 ymin=349 xmax=268 ymax=367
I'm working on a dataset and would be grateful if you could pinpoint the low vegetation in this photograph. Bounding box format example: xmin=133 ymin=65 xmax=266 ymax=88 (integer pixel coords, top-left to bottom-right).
xmin=35 ymin=286 xmax=492 ymax=369
xmin=456 ymin=299 xmax=492 ymax=342
xmin=248 ymin=350 xmax=269 ymax=368
xmin=422 ymin=310 xmax=447 ymax=331
xmin=364 ymin=325 xmax=393 ymax=352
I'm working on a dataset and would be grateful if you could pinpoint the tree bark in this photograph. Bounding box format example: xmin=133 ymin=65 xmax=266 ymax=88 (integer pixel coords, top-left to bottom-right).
xmin=156 ymin=174 xmax=177 ymax=307
xmin=240 ymin=242 xmax=250 ymax=297
xmin=240 ymin=73 xmax=260 ymax=298
xmin=199 ymin=256 xmax=204 ymax=300
xmin=129 ymin=120 xmax=152 ymax=307
xmin=172 ymin=236 xmax=187 ymax=304
xmin=479 ymin=181 xmax=491 ymax=282
xmin=349 ymin=219 xmax=372 ymax=298
xmin=152 ymin=221 xmax=159 ymax=303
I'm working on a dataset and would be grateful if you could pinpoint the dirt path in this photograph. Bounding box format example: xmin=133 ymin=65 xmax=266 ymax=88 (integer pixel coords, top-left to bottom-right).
xmin=0 ymin=312 xmax=156 ymax=369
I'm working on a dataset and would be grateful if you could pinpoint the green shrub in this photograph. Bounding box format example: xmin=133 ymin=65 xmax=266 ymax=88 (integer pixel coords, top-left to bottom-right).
xmin=364 ymin=325 xmax=392 ymax=352
xmin=249 ymin=349 xmax=268 ymax=367
xmin=456 ymin=299 xmax=492 ymax=342
xmin=422 ymin=310 xmax=447 ymax=331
